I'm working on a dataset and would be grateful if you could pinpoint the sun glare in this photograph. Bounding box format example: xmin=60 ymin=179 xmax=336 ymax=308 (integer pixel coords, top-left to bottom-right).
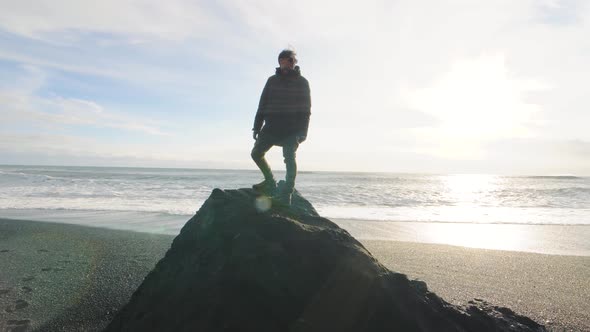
xmin=407 ymin=53 xmax=548 ymax=159
xmin=424 ymin=223 xmax=529 ymax=252
xmin=433 ymin=174 xmax=529 ymax=250
xmin=444 ymin=174 xmax=497 ymax=201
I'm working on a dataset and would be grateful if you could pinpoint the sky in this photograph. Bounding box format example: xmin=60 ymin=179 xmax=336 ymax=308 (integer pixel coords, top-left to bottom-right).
xmin=0 ymin=0 xmax=589 ymax=175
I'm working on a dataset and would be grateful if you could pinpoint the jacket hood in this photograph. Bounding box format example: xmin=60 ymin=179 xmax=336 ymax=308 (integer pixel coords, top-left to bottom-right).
xmin=275 ymin=65 xmax=301 ymax=77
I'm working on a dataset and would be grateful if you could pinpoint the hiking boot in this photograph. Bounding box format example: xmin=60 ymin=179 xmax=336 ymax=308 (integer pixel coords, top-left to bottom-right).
xmin=252 ymin=179 xmax=277 ymax=194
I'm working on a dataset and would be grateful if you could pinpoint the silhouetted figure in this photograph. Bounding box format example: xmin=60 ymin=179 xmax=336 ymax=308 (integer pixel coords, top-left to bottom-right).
xmin=251 ymin=49 xmax=311 ymax=205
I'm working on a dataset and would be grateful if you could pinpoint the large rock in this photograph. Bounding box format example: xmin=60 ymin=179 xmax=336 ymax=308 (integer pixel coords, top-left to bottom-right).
xmin=105 ymin=185 xmax=545 ymax=332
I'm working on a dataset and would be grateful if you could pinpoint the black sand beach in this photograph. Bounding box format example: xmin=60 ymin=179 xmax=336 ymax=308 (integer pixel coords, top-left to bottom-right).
xmin=0 ymin=219 xmax=174 ymax=332
xmin=363 ymin=241 xmax=590 ymax=332
xmin=0 ymin=218 xmax=588 ymax=331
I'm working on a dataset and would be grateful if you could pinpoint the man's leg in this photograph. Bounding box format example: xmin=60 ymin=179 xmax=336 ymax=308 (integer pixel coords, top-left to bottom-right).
xmin=251 ymin=135 xmax=276 ymax=184
xmin=282 ymin=137 xmax=300 ymax=193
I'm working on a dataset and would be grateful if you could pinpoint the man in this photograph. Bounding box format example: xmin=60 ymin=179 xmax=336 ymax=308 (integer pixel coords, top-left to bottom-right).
xmin=251 ymin=49 xmax=311 ymax=206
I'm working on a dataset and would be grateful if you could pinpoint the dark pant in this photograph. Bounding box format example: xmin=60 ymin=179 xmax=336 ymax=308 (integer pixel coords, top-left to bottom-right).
xmin=251 ymin=132 xmax=299 ymax=192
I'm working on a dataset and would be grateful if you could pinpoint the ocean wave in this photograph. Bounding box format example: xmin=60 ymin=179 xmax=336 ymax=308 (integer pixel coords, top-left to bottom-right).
xmin=522 ymin=175 xmax=582 ymax=179
xmin=316 ymin=205 xmax=590 ymax=225
xmin=2 ymin=205 xmax=588 ymax=226
xmin=330 ymin=216 xmax=590 ymax=226
xmin=2 ymin=166 xmax=590 ymax=225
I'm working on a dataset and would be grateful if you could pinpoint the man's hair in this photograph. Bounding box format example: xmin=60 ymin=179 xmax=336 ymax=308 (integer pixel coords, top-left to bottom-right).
xmin=278 ymin=49 xmax=297 ymax=62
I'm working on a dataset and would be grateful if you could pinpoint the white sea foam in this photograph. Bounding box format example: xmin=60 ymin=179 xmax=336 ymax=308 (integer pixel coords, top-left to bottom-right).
xmin=1 ymin=165 xmax=589 ymax=226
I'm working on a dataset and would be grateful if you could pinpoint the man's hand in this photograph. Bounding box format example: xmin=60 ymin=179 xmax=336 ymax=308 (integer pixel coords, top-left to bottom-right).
xmin=253 ymin=130 xmax=259 ymax=140
xmin=296 ymin=135 xmax=306 ymax=144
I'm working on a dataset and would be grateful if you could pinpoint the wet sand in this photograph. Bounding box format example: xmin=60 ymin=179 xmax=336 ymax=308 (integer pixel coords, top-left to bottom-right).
xmin=0 ymin=218 xmax=588 ymax=331
xmin=334 ymin=218 xmax=590 ymax=256
xmin=362 ymin=240 xmax=590 ymax=332
xmin=0 ymin=218 xmax=174 ymax=332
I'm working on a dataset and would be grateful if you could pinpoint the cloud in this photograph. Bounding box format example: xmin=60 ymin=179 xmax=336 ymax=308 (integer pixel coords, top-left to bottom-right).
xmin=0 ymin=1 xmax=224 ymax=42
xmin=1 ymin=91 xmax=171 ymax=136
xmin=534 ymin=0 xmax=587 ymax=26
xmin=0 ymin=66 xmax=171 ymax=136
xmin=481 ymin=138 xmax=590 ymax=175
xmin=0 ymin=49 xmax=127 ymax=80
xmin=0 ymin=0 xmax=589 ymax=173
xmin=0 ymin=132 xmax=256 ymax=170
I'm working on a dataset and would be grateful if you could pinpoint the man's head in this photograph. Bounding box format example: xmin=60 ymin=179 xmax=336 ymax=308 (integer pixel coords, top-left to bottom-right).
xmin=278 ymin=49 xmax=297 ymax=72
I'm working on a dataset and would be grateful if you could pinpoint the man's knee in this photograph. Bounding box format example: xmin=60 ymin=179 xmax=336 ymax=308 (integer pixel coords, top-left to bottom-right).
xmin=251 ymin=147 xmax=264 ymax=161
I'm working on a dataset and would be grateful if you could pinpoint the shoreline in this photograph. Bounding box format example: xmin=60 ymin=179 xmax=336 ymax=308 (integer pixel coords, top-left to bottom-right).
xmin=1 ymin=211 xmax=589 ymax=257
xmin=334 ymin=218 xmax=590 ymax=257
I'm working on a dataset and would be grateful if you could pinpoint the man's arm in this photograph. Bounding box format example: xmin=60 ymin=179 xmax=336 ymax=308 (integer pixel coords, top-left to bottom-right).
xmin=296 ymin=79 xmax=311 ymax=142
xmin=253 ymin=77 xmax=272 ymax=137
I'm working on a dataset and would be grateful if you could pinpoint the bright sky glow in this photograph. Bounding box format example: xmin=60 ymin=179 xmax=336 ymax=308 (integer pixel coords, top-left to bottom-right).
xmin=0 ymin=0 xmax=589 ymax=174
xmin=407 ymin=54 xmax=548 ymax=159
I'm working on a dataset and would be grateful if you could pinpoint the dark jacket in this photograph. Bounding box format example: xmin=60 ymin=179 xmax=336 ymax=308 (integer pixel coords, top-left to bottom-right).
xmin=252 ymin=66 xmax=311 ymax=139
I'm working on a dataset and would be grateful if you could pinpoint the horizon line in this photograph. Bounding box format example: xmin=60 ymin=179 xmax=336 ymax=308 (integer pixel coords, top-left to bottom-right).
xmin=0 ymin=163 xmax=587 ymax=178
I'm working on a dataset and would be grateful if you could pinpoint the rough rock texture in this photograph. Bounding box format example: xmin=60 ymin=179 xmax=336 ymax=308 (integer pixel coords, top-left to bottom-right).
xmin=105 ymin=185 xmax=546 ymax=332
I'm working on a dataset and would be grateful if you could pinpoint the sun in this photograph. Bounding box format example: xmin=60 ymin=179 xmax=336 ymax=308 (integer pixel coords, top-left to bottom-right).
xmin=406 ymin=53 xmax=548 ymax=159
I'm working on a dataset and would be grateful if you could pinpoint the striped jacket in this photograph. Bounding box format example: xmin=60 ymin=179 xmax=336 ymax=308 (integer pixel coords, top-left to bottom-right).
xmin=253 ymin=66 xmax=311 ymax=139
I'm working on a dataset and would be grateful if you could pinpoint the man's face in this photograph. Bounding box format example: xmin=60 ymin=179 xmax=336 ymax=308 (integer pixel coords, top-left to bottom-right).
xmin=279 ymin=56 xmax=297 ymax=71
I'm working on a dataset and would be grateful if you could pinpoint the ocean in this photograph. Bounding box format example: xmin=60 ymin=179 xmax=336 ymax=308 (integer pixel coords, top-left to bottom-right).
xmin=0 ymin=165 xmax=588 ymax=236
xmin=0 ymin=166 xmax=590 ymax=255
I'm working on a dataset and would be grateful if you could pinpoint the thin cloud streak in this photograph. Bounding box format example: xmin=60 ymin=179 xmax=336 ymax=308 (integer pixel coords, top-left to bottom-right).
xmin=0 ymin=67 xmax=172 ymax=136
